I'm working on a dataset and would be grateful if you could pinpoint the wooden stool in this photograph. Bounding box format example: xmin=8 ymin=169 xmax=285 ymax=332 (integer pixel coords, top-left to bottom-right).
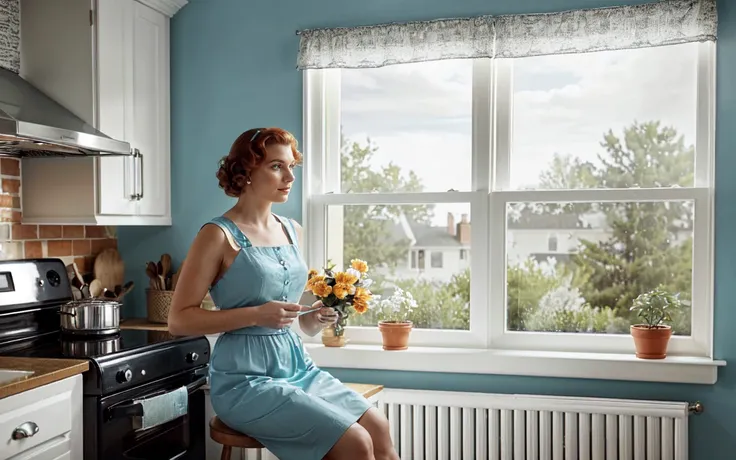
xmin=208 ymin=384 xmax=384 ymax=460
xmin=209 ymin=416 xmax=263 ymax=460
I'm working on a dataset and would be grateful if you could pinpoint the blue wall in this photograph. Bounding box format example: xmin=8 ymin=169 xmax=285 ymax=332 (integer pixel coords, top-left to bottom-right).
xmin=117 ymin=0 xmax=735 ymax=457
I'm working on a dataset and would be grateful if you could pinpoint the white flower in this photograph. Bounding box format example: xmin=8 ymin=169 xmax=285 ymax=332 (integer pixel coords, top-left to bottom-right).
xmin=346 ymin=268 xmax=362 ymax=280
xmin=362 ymin=278 xmax=373 ymax=288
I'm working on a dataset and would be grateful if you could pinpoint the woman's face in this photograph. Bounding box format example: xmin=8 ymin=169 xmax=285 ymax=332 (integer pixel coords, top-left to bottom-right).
xmin=248 ymin=143 xmax=296 ymax=202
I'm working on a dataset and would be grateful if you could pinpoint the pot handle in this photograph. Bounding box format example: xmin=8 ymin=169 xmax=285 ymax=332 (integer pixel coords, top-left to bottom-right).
xmin=57 ymin=310 xmax=76 ymax=317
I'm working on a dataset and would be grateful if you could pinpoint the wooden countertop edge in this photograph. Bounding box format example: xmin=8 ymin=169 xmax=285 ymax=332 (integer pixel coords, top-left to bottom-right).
xmin=0 ymin=358 xmax=89 ymax=399
xmin=346 ymin=383 xmax=384 ymax=399
xmin=120 ymin=318 xmax=169 ymax=331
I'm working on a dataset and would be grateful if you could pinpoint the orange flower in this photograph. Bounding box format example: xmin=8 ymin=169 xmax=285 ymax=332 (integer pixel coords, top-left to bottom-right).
xmin=307 ymin=269 xmax=319 ymax=279
xmin=311 ymin=281 xmax=332 ymax=298
xmin=352 ymin=297 xmax=369 ymax=314
xmin=305 ymin=274 xmax=325 ymax=292
xmin=354 ymin=287 xmax=372 ymax=303
xmin=350 ymin=259 xmax=369 ymax=274
xmin=351 ymin=287 xmax=372 ymax=314
xmin=334 ymin=271 xmax=358 ymax=286
xmin=333 ymin=283 xmax=351 ymax=300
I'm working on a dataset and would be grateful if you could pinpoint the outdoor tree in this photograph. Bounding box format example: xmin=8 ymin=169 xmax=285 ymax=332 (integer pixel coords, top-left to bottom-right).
xmin=340 ymin=133 xmax=433 ymax=271
xmin=510 ymin=121 xmax=694 ymax=334
xmin=570 ymin=122 xmax=693 ymax=325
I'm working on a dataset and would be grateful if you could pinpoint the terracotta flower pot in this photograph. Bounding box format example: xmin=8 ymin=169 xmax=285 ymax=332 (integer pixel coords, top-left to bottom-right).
xmin=322 ymin=325 xmax=348 ymax=347
xmin=378 ymin=321 xmax=413 ymax=350
xmin=630 ymin=324 xmax=672 ymax=359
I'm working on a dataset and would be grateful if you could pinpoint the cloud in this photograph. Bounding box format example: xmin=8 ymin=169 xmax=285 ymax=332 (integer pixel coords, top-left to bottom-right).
xmin=339 ymin=42 xmax=700 ymax=221
xmin=340 ymin=59 xmax=473 ymax=136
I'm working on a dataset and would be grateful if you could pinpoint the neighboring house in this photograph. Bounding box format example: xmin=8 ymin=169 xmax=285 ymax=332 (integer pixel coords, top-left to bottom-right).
xmin=375 ymin=208 xmax=692 ymax=283
xmin=506 ymin=211 xmax=608 ymax=266
xmin=375 ymin=212 xmax=471 ymax=283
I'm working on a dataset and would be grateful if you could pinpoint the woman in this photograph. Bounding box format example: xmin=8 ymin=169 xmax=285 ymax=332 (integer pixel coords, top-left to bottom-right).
xmin=168 ymin=127 xmax=397 ymax=460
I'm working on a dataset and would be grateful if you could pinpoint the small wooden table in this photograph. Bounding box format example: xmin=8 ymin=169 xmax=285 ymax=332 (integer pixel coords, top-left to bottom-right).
xmin=209 ymin=383 xmax=384 ymax=460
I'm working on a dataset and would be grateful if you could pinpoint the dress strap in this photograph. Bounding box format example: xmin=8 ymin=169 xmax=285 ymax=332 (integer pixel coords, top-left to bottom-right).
xmin=208 ymin=216 xmax=253 ymax=248
xmin=273 ymin=214 xmax=298 ymax=248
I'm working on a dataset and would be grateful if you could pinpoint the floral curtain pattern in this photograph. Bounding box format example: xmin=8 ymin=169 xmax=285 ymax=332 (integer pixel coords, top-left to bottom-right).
xmin=296 ymin=0 xmax=717 ymax=69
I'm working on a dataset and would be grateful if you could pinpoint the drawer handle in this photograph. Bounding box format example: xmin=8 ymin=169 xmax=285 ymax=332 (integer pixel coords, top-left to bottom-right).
xmin=12 ymin=422 xmax=39 ymax=440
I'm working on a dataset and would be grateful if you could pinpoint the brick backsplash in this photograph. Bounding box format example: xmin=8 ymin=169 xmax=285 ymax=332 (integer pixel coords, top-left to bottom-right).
xmin=0 ymin=158 xmax=117 ymax=274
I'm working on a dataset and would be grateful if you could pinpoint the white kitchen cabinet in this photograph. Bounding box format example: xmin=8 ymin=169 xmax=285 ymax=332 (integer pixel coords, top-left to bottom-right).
xmin=0 ymin=374 xmax=83 ymax=460
xmin=18 ymin=0 xmax=187 ymax=226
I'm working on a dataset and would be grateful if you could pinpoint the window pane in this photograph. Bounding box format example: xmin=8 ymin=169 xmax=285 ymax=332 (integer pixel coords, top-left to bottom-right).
xmin=340 ymin=60 xmax=473 ymax=193
xmin=508 ymin=43 xmax=698 ymax=190
xmin=325 ymin=203 xmax=471 ymax=330
xmin=506 ymin=200 xmax=693 ymax=336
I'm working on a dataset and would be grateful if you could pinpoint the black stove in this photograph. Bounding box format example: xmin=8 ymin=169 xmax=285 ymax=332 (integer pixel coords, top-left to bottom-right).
xmin=0 ymin=258 xmax=209 ymax=460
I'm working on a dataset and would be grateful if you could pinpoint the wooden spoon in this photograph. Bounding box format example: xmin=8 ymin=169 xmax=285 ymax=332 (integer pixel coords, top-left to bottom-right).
xmin=160 ymin=254 xmax=171 ymax=275
xmin=145 ymin=261 xmax=162 ymax=289
xmin=89 ymin=279 xmax=103 ymax=298
xmin=116 ymin=281 xmax=135 ymax=300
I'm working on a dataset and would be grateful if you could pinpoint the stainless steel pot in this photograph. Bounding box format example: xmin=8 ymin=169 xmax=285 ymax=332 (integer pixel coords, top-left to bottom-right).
xmin=59 ymin=298 xmax=121 ymax=336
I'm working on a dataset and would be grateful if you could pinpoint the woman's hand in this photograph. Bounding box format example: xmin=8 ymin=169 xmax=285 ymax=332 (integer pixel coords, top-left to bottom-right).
xmin=309 ymin=301 xmax=338 ymax=326
xmin=299 ymin=301 xmax=338 ymax=336
xmin=253 ymin=301 xmax=303 ymax=329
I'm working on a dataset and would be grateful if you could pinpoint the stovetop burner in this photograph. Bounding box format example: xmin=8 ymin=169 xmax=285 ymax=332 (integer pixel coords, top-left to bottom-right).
xmin=4 ymin=328 xmax=182 ymax=359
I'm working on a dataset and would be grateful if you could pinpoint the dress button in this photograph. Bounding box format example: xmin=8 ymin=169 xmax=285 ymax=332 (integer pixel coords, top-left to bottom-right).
xmin=280 ymin=260 xmax=286 ymax=265
xmin=284 ymin=280 xmax=290 ymax=285
xmin=281 ymin=295 xmax=287 ymax=301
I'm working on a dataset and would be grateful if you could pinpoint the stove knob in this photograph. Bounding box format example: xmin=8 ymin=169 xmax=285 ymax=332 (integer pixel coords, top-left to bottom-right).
xmin=186 ymin=352 xmax=199 ymax=363
xmin=116 ymin=369 xmax=132 ymax=383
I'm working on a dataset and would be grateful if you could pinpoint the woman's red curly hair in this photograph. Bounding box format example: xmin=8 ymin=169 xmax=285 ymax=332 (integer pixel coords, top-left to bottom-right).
xmin=216 ymin=127 xmax=302 ymax=197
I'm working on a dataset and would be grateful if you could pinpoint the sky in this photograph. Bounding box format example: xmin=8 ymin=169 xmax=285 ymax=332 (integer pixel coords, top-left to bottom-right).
xmin=339 ymin=42 xmax=699 ymax=227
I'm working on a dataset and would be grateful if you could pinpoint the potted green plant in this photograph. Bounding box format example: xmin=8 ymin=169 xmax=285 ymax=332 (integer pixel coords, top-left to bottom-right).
xmin=375 ymin=288 xmax=416 ymax=350
xmin=629 ymin=286 xmax=684 ymax=359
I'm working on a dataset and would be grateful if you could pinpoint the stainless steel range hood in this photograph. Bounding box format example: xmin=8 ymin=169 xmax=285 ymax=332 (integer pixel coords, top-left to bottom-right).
xmin=0 ymin=67 xmax=131 ymax=158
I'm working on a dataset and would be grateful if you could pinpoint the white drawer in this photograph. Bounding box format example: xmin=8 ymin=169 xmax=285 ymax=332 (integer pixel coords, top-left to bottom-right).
xmin=0 ymin=377 xmax=76 ymax=459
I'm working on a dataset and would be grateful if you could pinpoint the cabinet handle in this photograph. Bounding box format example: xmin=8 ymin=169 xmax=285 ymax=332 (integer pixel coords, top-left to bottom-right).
xmin=129 ymin=149 xmax=139 ymax=201
xmin=137 ymin=150 xmax=144 ymax=200
xmin=12 ymin=421 xmax=39 ymax=440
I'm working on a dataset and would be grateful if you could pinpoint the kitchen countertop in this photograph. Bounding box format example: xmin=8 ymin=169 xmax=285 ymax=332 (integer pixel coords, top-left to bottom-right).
xmin=0 ymin=357 xmax=89 ymax=399
xmin=120 ymin=318 xmax=169 ymax=331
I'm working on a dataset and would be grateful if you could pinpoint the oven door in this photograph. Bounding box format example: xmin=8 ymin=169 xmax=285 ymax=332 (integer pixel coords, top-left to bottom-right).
xmin=98 ymin=367 xmax=207 ymax=460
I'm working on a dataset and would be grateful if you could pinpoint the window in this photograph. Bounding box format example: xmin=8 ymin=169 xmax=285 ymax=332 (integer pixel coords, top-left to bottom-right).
xmin=431 ymin=251 xmax=443 ymax=268
xmin=302 ymin=41 xmax=714 ymax=356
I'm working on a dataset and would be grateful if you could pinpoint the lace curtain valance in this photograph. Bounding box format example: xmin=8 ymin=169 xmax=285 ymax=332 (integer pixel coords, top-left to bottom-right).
xmin=296 ymin=0 xmax=717 ymax=69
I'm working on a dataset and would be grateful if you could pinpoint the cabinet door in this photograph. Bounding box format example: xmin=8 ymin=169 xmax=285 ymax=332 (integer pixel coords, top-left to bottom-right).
xmin=96 ymin=0 xmax=138 ymax=216
xmin=131 ymin=1 xmax=170 ymax=218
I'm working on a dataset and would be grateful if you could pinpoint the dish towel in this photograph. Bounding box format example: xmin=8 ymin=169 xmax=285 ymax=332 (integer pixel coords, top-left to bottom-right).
xmin=134 ymin=386 xmax=189 ymax=431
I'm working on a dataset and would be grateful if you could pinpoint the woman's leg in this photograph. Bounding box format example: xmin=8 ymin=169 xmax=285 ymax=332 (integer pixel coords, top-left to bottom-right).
xmin=324 ymin=423 xmax=374 ymax=460
xmin=358 ymin=408 xmax=399 ymax=460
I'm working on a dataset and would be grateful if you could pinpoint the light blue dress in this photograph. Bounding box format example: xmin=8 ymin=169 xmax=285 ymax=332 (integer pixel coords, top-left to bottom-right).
xmin=206 ymin=215 xmax=372 ymax=460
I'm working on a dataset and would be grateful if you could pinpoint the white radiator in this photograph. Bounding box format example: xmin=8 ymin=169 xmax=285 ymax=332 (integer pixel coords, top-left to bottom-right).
xmin=380 ymin=388 xmax=695 ymax=460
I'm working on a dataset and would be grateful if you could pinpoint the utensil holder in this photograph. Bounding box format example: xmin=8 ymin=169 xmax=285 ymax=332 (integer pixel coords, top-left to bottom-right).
xmin=146 ymin=289 xmax=174 ymax=324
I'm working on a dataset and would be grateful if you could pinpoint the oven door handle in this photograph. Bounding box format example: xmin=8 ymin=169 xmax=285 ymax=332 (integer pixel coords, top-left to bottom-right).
xmin=107 ymin=376 xmax=208 ymax=420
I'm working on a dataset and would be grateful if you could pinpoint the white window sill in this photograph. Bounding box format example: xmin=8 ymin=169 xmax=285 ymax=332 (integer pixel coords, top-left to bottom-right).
xmin=303 ymin=343 xmax=725 ymax=385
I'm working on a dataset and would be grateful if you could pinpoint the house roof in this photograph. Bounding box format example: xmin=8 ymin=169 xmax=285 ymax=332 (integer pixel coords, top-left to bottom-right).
xmin=390 ymin=215 xmax=465 ymax=248
xmin=408 ymin=220 xmax=465 ymax=247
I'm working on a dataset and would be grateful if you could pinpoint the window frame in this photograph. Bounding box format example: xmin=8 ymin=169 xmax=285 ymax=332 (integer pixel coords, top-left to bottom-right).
xmin=300 ymin=42 xmax=716 ymax=358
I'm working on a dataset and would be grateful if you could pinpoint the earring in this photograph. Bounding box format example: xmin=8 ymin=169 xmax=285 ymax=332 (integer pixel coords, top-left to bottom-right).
xmin=246 ymin=178 xmax=252 ymax=185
